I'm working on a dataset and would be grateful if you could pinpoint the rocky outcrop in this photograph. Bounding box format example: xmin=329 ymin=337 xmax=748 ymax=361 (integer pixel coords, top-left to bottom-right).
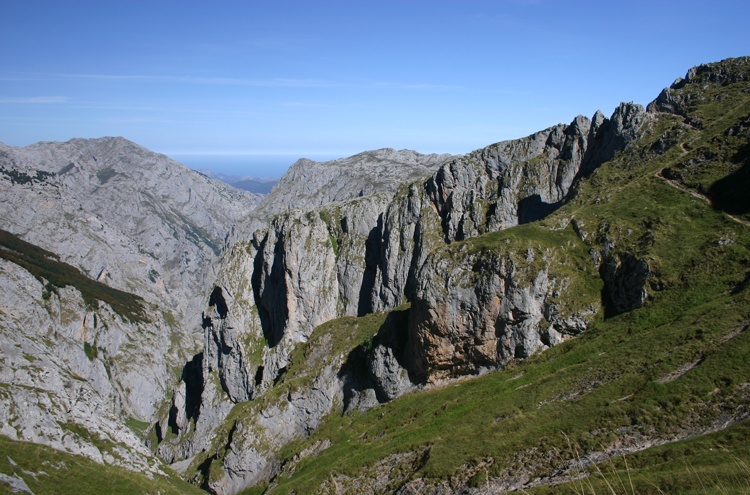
xmin=194 ymin=307 xmax=413 ymax=495
xmin=599 ymin=251 xmax=651 ymax=315
xmin=406 ymin=234 xmax=601 ymax=382
xmin=253 ymin=211 xmax=340 ymax=351
xmin=168 ymin=101 xmax=653 ymax=492
xmin=153 ymin=241 xmax=266 ymax=464
xmin=647 ymin=56 xmax=750 ymax=125
xmin=187 ymin=104 xmax=651 ymax=394
xmin=425 ymin=103 xmax=651 ymax=244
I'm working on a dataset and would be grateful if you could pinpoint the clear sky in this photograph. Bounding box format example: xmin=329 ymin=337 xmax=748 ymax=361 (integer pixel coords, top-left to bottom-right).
xmin=1 ymin=0 xmax=749 ymax=176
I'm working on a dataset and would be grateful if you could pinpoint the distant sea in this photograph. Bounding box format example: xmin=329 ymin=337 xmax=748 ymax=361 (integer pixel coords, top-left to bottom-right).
xmin=168 ymin=153 xmax=343 ymax=179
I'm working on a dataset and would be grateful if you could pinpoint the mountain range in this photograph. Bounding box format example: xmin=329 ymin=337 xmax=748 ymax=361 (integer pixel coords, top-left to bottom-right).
xmin=1 ymin=56 xmax=749 ymax=495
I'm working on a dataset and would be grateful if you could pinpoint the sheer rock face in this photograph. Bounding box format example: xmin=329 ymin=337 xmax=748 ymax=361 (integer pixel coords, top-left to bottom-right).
xmin=0 ymin=136 xmax=262 ymax=326
xmin=253 ymin=210 xmax=340 ymax=352
xmin=407 ymin=248 xmax=600 ymax=383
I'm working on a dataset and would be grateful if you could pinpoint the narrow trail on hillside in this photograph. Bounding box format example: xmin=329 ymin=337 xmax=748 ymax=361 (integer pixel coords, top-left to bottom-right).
xmin=655 ymin=162 xmax=750 ymax=227
xmin=653 ymin=141 xmax=750 ymax=227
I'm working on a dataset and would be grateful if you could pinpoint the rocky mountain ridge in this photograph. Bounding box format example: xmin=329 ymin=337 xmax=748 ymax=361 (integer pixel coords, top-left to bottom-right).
xmin=0 ymin=137 xmax=263 ymax=480
xmin=0 ymin=136 xmax=263 ymax=322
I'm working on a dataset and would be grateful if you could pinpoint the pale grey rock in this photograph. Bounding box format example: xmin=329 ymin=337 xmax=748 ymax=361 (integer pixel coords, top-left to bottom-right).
xmin=0 ymin=137 xmax=263 ymax=331
xmin=208 ymin=358 xmax=346 ymax=495
xmin=357 ymin=106 xmax=651 ymax=318
xmin=331 ymin=194 xmax=394 ymax=317
xmin=426 ymin=105 xmax=650 ymax=245
xmin=205 ymin=309 xmax=411 ymax=495
xmin=253 ymin=148 xmax=456 ymax=219
xmin=0 ymin=137 xmax=264 ymax=476
xmin=252 ymin=209 xmax=339 ymax=375
xmin=0 ymin=259 xmax=166 ymax=473
xmin=154 ymin=239 xmax=268 ymax=463
xmin=0 ymin=473 xmax=34 ymax=494
xmin=204 ymin=288 xmax=253 ymax=404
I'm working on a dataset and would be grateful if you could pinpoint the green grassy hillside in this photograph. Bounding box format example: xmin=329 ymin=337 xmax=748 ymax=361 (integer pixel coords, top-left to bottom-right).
xmin=0 ymin=436 xmax=204 ymax=495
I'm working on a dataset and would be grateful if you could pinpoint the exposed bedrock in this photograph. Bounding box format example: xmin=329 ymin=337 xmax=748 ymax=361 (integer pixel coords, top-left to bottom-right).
xmin=406 ymin=244 xmax=601 ymax=383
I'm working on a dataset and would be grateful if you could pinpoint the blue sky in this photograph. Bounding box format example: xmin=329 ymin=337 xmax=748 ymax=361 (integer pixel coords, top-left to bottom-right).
xmin=1 ymin=1 xmax=749 ymax=176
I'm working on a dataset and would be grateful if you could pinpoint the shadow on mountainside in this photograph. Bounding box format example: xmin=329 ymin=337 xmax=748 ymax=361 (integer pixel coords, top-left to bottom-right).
xmin=708 ymin=145 xmax=750 ymax=216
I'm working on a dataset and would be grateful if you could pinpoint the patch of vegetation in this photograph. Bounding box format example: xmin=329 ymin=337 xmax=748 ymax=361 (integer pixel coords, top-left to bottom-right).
xmin=96 ymin=167 xmax=118 ymax=184
xmin=0 ymin=166 xmax=55 ymax=185
xmin=177 ymin=212 xmax=222 ymax=256
xmin=319 ymin=208 xmax=339 ymax=257
xmin=0 ymin=435 xmax=204 ymax=495
xmin=528 ymin=419 xmax=750 ymax=494
xmin=83 ymin=342 xmax=98 ymax=361
xmin=238 ymin=484 xmax=270 ymax=495
xmin=0 ymin=229 xmax=148 ymax=323
xmin=140 ymin=191 xmax=222 ymax=256
xmin=162 ymin=310 xmax=177 ymax=328
xmin=124 ymin=417 xmax=150 ymax=437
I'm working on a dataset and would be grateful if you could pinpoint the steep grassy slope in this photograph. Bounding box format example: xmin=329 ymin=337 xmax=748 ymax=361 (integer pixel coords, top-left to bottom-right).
xmin=0 ymin=436 xmax=204 ymax=495
xmin=254 ymin=58 xmax=750 ymax=494
xmin=0 ymin=228 xmax=147 ymax=323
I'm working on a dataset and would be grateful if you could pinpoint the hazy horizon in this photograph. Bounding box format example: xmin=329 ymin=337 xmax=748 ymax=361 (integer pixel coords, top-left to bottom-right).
xmin=169 ymin=152 xmax=345 ymax=178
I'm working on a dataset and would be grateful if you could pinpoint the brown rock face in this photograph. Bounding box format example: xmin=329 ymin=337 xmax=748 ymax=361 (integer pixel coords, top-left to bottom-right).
xmin=407 ymin=246 xmax=600 ymax=383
